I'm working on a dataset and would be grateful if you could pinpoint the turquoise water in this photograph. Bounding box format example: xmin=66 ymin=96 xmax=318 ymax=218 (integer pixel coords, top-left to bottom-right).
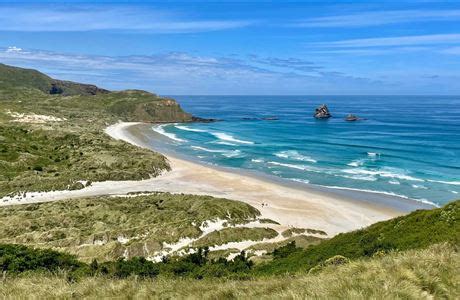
xmin=151 ymin=96 xmax=460 ymax=206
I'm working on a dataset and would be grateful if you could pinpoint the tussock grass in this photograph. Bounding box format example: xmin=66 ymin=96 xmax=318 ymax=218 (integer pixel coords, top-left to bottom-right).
xmin=0 ymin=193 xmax=260 ymax=262
xmin=193 ymin=227 xmax=278 ymax=247
xmin=1 ymin=243 xmax=458 ymax=299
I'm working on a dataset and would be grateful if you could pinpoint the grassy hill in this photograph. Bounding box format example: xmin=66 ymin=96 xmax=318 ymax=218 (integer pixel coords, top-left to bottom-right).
xmin=0 ymin=201 xmax=458 ymax=298
xmin=255 ymin=200 xmax=459 ymax=275
xmin=0 ymin=63 xmax=200 ymax=197
xmin=0 ymin=63 xmax=109 ymax=96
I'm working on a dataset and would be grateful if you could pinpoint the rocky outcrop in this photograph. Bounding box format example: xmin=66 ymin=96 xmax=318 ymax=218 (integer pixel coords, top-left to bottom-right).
xmin=345 ymin=114 xmax=359 ymax=121
xmin=314 ymin=104 xmax=331 ymax=119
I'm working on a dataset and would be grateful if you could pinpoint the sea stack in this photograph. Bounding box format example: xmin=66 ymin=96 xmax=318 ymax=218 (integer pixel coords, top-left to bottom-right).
xmin=314 ymin=104 xmax=332 ymax=119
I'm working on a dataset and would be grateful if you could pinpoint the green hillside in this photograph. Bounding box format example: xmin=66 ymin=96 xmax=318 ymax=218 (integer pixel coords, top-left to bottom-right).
xmin=0 ymin=201 xmax=458 ymax=298
xmin=0 ymin=63 xmax=108 ymax=96
xmin=256 ymin=200 xmax=459 ymax=275
xmin=0 ymin=63 xmax=200 ymax=197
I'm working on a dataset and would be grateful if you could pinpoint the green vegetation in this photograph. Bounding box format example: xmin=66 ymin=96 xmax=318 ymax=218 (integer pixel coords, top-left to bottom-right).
xmin=1 ymin=63 xmax=459 ymax=298
xmin=193 ymin=227 xmax=278 ymax=247
xmin=0 ymin=63 xmax=198 ymax=197
xmin=256 ymin=200 xmax=460 ymax=275
xmin=248 ymin=235 xmax=323 ymax=254
xmin=0 ymin=193 xmax=260 ymax=262
xmin=0 ymin=63 xmax=108 ymax=96
xmin=1 ymin=243 xmax=457 ymax=298
xmin=0 ymin=125 xmax=168 ymax=197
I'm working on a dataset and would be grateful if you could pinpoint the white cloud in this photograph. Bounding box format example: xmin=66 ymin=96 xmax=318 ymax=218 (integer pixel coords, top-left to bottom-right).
xmin=293 ymin=10 xmax=460 ymax=28
xmin=0 ymin=6 xmax=254 ymax=33
xmin=315 ymin=34 xmax=460 ymax=48
xmin=0 ymin=47 xmax=388 ymax=95
xmin=6 ymin=46 xmax=22 ymax=53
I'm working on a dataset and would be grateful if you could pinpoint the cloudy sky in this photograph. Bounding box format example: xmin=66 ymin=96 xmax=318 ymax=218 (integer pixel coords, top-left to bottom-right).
xmin=0 ymin=1 xmax=459 ymax=95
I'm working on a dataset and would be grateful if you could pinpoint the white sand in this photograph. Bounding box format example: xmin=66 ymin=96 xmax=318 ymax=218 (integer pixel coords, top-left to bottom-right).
xmin=0 ymin=122 xmax=405 ymax=236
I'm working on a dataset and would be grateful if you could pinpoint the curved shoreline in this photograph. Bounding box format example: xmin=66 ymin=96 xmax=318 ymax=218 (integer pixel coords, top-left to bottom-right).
xmin=0 ymin=121 xmax=434 ymax=236
xmin=107 ymin=122 xmax=433 ymax=235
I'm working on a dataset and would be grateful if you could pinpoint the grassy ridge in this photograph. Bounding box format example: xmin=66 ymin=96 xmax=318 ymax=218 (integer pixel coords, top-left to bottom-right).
xmin=0 ymin=63 xmax=199 ymax=197
xmin=0 ymin=193 xmax=260 ymax=262
xmin=0 ymin=125 xmax=169 ymax=197
xmin=256 ymin=200 xmax=460 ymax=275
xmin=193 ymin=227 xmax=278 ymax=247
xmin=1 ymin=243 xmax=457 ymax=299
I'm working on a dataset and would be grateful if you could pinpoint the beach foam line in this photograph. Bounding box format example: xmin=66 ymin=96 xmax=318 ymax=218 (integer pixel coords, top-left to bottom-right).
xmin=275 ymin=150 xmax=317 ymax=163
xmin=313 ymin=184 xmax=439 ymax=207
xmin=342 ymin=167 xmax=424 ymax=182
xmin=191 ymin=146 xmax=242 ymax=158
xmin=427 ymin=179 xmax=460 ymax=186
xmin=210 ymin=132 xmax=254 ymax=145
xmin=267 ymin=161 xmax=320 ymax=172
xmin=152 ymin=125 xmax=186 ymax=142
xmin=347 ymin=159 xmax=365 ymax=167
xmin=175 ymin=125 xmax=207 ymax=133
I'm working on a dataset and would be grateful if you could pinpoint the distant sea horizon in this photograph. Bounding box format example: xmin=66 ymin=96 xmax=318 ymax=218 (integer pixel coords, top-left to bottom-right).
xmin=147 ymin=95 xmax=460 ymax=207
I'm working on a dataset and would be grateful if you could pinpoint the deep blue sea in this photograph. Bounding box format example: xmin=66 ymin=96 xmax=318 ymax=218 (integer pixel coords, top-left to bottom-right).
xmin=152 ymin=96 xmax=460 ymax=206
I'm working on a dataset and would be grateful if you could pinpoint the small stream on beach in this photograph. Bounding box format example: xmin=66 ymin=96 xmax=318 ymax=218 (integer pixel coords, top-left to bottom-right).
xmin=147 ymin=95 xmax=460 ymax=207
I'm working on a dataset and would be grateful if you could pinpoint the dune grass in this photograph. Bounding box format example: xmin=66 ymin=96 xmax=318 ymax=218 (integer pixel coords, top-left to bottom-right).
xmin=1 ymin=243 xmax=457 ymax=299
xmin=0 ymin=193 xmax=260 ymax=262
xmin=192 ymin=227 xmax=279 ymax=248
xmin=256 ymin=200 xmax=460 ymax=275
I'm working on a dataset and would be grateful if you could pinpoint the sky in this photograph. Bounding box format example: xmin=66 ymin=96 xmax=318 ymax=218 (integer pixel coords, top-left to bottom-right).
xmin=0 ymin=1 xmax=459 ymax=95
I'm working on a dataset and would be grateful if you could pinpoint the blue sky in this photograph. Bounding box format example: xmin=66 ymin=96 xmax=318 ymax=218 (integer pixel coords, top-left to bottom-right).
xmin=0 ymin=1 xmax=459 ymax=95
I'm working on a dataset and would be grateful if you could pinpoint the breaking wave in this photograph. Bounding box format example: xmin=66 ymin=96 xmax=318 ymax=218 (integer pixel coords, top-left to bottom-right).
xmin=152 ymin=125 xmax=186 ymax=142
xmin=210 ymin=132 xmax=254 ymax=145
xmin=191 ymin=146 xmax=241 ymax=158
xmin=342 ymin=167 xmax=424 ymax=182
xmin=175 ymin=125 xmax=207 ymax=133
xmin=275 ymin=150 xmax=317 ymax=163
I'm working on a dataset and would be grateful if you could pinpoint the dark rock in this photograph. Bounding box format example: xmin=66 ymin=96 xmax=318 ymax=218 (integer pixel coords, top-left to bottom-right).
xmin=314 ymin=104 xmax=331 ymax=119
xmin=345 ymin=114 xmax=359 ymax=121
xmin=191 ymin=116 xmax=219 ymax=123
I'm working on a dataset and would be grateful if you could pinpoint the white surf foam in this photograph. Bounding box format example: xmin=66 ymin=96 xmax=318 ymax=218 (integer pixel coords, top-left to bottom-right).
xmin=251 ymin=158 xmax=264 ymax=163
xmin=267 ymin=161 xmax=319 ymax=172
xmin=427 ymin=179 xmax=460 ymax=186
xmin=411 ymin=184 xmax=428 ymax=189
xmin=342 ymin=167 xmax=424 ymax=182
xmin=314 ymin=184 xmax=438 ymax=207
xmin=367 ymin=152 xmax=380 ymax=157
xmin=152 ymin=125 xmax=186 ymax=142
xmin=275 ymin=150 xmax=317 ymax=163
xmin=388 ymin=180 xmax=400 ymax=185
xmin=210 ymin=132 xmax=254 ymax=145
xmin=191 ymin=146 xmax=241 ymax=158
xmin=347 ymin=159 xmax=365 ymax=167
xmin=288 ymin=178 xmax=310 ymax=184
xmin=175 ymin=125 xmax=207 ymax=133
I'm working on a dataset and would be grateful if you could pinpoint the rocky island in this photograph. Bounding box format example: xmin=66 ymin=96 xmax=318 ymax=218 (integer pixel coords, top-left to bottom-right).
xmin=314 ymin=104 xmax=332 ymax=119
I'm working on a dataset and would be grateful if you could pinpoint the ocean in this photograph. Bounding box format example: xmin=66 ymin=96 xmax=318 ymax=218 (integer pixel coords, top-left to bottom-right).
xmin=149 ymin=95 xmax=460 ymax=207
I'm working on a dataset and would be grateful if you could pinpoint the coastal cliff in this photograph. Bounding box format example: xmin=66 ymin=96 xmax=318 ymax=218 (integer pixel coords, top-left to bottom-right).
xmin=0 ymin=63 xmax=197 ymax=123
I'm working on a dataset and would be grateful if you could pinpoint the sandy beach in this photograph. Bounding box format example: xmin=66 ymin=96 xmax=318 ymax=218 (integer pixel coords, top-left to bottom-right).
xmin=0 ymin=121 xmax=434 ymax=236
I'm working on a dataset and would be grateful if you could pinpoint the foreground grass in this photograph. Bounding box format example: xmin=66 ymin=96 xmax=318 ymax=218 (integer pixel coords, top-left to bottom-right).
xmin=0 ymin=193 xmax=261 ymax=262
xmin=256 ymin=200 xmax=460 ymax=275
xmin=1 ymin=243 xmax=458 ymax=299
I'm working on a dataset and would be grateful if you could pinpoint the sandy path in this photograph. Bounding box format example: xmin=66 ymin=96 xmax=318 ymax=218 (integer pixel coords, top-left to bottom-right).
xmin=0 ymin=122 xmax=413 ymax=236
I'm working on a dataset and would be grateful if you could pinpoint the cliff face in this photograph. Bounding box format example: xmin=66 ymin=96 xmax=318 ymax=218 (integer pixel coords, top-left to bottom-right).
xmin=107 ymin=92 xmax=194 ymax=123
